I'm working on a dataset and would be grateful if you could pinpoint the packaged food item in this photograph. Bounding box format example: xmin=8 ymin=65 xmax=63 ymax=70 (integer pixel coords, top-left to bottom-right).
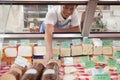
xmin=41 ymin=62 xmax=58 ymax=80
xmin=21 ymin=62 xmax=44 ymax=80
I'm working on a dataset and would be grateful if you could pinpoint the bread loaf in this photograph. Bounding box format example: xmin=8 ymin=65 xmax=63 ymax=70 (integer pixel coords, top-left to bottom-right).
xmin=21 ymin=62 xmax=44 ymax=80
xmin=10 ymin=65 xmax=26 ymax=78
xmin=0 ymin=70 xmax=20 ymax=80
xmin=41 ymin=62 xmax=58 ymax=80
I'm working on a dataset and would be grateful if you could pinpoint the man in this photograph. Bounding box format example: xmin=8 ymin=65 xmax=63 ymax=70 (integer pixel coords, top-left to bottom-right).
xmin=40 ymin=5 xmax=81 ymax=63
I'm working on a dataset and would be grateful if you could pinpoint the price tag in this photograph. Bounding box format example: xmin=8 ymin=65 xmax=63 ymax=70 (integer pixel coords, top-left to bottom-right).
xmin=72 ymin=39 xmax=81 ymax=45
xmin=116 ymin=64 xmax=120 ymax=73
xmin=80 ymin=56 xmax=90 ymax=63
xmin=20 ymin=40 xmax=30 ymax=45
xmin=64 ymin=57 xmax=73 ymax=64
xmin=107 ymin=60 xmax=116 ymax=67
xmin=103 ymin=40 xmax=112 ymax=46
xmin=9 ymin=40 xmax=17 ymax=46
xmin=61 ymin=41 xmax=70 ymax=48
xmin=113 ymin=51 xmax=120 ymax=58
xmin=83 ymin=37 xmax=92 ymax=44
xmin=37 ymin=40 xmax=45 ymax=46
xmin=97 ymin=56 xmax=106 ymax=63
xmin=94 ymin=74 xmax=110 ymax=80
xmin=85 ymin=60 xmax=95 ymax=68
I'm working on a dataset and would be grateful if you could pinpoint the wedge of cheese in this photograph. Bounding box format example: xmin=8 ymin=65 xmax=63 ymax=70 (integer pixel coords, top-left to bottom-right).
xmin=4 ymin=47 xmax=17 ymax=57
xmin=103 ymin=46 xmax=112 ymax=55
xmin=34 ymin=46 xmax=46 ymax=56
xmin=18 ymin=46 xmax=32 ymax=57
xmin=93 ymin=46 xmax=102 ymax=55
xmin=71 ymin=45 xmax=82 ymax=56
xmin=82 ymin=44 xmax=93 ymax=55
xmin=60 ymin=48 xmax=70 ymax=57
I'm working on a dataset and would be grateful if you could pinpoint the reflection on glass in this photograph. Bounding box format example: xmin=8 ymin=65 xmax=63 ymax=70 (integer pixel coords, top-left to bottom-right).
xmin=0 ymin=5 xmax=120 ymax=33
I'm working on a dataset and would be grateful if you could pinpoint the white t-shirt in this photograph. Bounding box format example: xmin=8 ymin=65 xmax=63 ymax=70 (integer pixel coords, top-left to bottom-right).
xmin=44 ymin=6 xmax=80 ymax=29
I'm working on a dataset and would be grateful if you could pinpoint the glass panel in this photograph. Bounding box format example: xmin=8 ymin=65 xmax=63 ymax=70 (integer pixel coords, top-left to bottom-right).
xmin=0 ymin=5 xmax=120 ymax=33
xmin=90 ymin=5 xmax=120 ymax=32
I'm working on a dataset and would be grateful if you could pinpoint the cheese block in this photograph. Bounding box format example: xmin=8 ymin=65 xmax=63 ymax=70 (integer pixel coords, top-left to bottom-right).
xmin=0 ymin=70 xmax=20 ymax=80
xmin=52 ymin=46 xmax=60 ymax=55
xmin=41 ymin=62 xmax=58 ymax=80
xmin=21 ymin=62 xmax=44 ymax=80
xmin=18 ymin=46 xmax=32 ymax=57
xmin=103 ymin=46 xmax=112 ymax=55
xmin=112 ymin=46 xmax=120 ymax=53
xmin=60 ymin=48 xmax=70 ymax=57
xmin=93 ymin=46 xmax=102 ymax=55
xmin=82 ymin=44 xmax=93 ymax=55
xmin=4 ymin=47 xmax=17 ymax=57
xmin=71 ymin=45 xmax=82 ymax=56
xmin=34 ymin=46 xmax=46 ymax=55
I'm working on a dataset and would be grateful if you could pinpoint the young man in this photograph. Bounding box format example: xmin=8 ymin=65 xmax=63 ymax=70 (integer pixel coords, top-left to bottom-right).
xmin=40 ymin=5 xmax=81 ymax=63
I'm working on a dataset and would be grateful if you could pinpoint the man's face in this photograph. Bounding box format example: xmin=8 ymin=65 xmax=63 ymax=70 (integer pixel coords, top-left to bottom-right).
xmin=61 ymin=5 xmax=76 ymax=19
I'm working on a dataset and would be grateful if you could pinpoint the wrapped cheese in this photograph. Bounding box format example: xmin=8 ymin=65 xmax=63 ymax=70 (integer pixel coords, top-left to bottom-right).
xmin=4 ymin=47 xmax=17 ymax=57
xmin=103 ymin=46 xmax=112 ymax=55
xmin=0 ymin=70 xmax=20 ymax=80
xmin=18 ymin=45 xmax=32 ymax=57
xmin=41 ymin=62 xmax=58 ymax=80
xmin=71 ymin=45 xmax=82 ymax=56
xmin=82 ymin=44 xmax=93 ymax=55
xmin=112 ymin=46 xmax=120 ymax=53
xmin=93 ymin=46 xmax=102 ymax=55
xmin=21 ymin=62 xmax=44 ymax=80
xmin=34 ymin=46 xmax=46 ymax=56
xmin=60 ymin=48 xmax=70 ymax=57
xmin=52 ymin=46 xmax=60 ymax=55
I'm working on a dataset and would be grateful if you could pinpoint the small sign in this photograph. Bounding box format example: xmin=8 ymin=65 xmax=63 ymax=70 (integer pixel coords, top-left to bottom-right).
xmin=14 ymin=56 xmax=28 ymax=67
xmin=113 ymin=51 xmax=120 ymax=58
xmin=97 ymin=56 xmax=106 ymax=63
xmin=80 ymin=56 xmax=90 ymax=63
xmin=9 ymin=40 xmax=17 ymax=46
xmin=83 ymin=37 xmax=91 ymax=44
xmin=64 ymin=57 xmax=73 ymax=64
xmin=103 ymin=40 xmax=112 ymax=46
xmin=20 ymin=40 xmax=30 ymax=45
xmin=94 ymin=74 xmax=110 ymax=80
xmin=37 ymin=40 xmax=45 ymax=46
xmin=61 ymin=41 xmax=70 ymax=48
xmin=107 ymin=59 xmax=116 ymax=67
xmin=72 ymin=39 xmax=81 ymax=45
xmin=85 ymin=60 xmax=95 ymax=68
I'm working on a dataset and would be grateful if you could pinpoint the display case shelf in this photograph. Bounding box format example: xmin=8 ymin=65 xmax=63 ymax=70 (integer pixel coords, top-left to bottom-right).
xmin=0 ymin=32 xmax=120 ymax=39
